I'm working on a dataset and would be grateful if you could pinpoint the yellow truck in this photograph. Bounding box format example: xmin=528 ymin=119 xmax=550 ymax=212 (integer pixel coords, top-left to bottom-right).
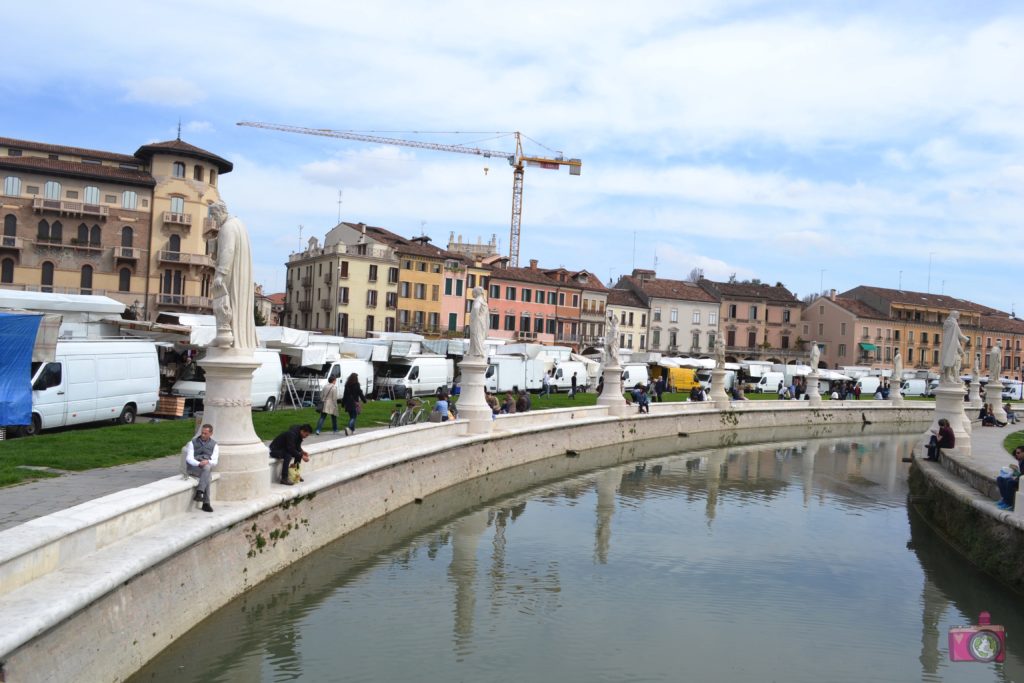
xmin=649 ymin=365 xmax=701 ymax=393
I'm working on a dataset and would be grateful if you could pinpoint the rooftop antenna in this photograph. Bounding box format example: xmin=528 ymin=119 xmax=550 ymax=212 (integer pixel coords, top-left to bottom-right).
xmin=420 ymin=220 xmax=427 ymax=237
xmin=898 ymin=270 xmax=903 ymax=291
xmin=176 ymin=119 xmax=182 ymax=141
xmin=927 ymin=252 xmax=935 ymax=293
xmin=631 ymin=231 xmax=637 ymax=270
xmin=298 ymin=224 xmax=304 ymax=250
xmin=336 ymin=190 xmax=343 ymax=223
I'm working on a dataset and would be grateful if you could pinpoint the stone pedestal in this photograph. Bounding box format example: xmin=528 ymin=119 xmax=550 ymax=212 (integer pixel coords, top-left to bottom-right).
xmin=199 ymin=348 xmax=271 ymax=500
xmin=596 ymin=364 xmax=628 ymax=417
xmin=709 ymin=368 xmax=731 ymax=408
xmin=889 ymin=378 xmax=904 ymax=406
xmin=456 ymin=357 xmax=492 ymax=434
xmin=926 ymin=381 xmax=971 ymax=456
xmin=988 ymin=377 xmax=1006 ymax=423
xmin=967 ymin=377 xmax=982 ymax=410
xmin=804 ymin=371 xmax=822 ymax=406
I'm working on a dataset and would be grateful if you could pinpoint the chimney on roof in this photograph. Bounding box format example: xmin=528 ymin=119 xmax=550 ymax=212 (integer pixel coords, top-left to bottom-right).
xmin=829 ymin=289 xmax=837 ymax=301
xmin=632 ymin=268 xmax=655 ymax=283
xmin=529 ymin=259 xmax=538 ymax=270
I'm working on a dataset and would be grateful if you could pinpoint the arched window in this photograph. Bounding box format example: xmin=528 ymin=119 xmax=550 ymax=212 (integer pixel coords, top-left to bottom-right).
xmin=77 ymin=223 xmax=89 ymax=244
xmin=1 ymin=258 xmax=13 ymax=283
xmin=50 ymin=221 xmax=62 ymax=242
xmin=83 ymin=186 xmax=100 ymax=204
xmin=3 ymin=176 xmax=21 ymax=196
xmin=41 ymin=262 xmax=54 ymax=292
xmin=80 ymin=265 xmax=93 ymax=294
xmin=43 ymin=181 xmax=61 ymax=200
xmin=121 ymin=226 xmax=133 ymax=247
xmin=209 ymin=169 xmax=217 ymax=187
xmin=118 ymin=267 xmax=131 ymax=292
xmin=90 ymin=225 xmax=101 ymax=245
xmin=168 ymin=234 xmax=181 ymax=253
xmin=122 ymin=191 xmax=137 ymax=210
xmin=37 ymin=219 xmax=50 ymax=241
xmin=172 ymin=162 xmax=185 ymax=178
xmin=169 ymin=196 xmax=185 ymax=214
xmin=193 ymin=164 xmax=204 ymax=181
xmin=3 ymin=214 xmax=15 ymax=236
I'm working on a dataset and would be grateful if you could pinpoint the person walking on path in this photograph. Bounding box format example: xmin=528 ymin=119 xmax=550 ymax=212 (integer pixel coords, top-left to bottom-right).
xmin=184 ymin=423 xmax=218 ymax=512
xmin=996 ymin=446 xmax=1024 ymax=510
xmin=542 ymin=370 xmax=552 ymax=397
xmin=570 ymin=372 xmax=578 ymax=399
xmin=341 ymin=373 xmax=366 ymax=436
xmin=315 ymin=375 xmax=339 ymax=435
xmin=269 ymin=424 xmax=312 ymax=485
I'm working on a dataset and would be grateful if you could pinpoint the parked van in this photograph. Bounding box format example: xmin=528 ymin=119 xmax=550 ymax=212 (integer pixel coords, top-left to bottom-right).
xmin=620 ymin=363 xmax=650 ymax=390
xmin=552 ymin=360 xmax=588 ymax=392
xmin=20 ymin=339 xmax=159 ymax=435
xmin=900 ymin=378 xmax=929 ymax=397
xmin=291 ymin=358 xmax=375 ymax=399
xmin=652 ymin=366 xmax=701 ymax=393
xmin=485 ymin=355 xmax=548 ymax=394
xmin=376 ymin=355 xmax=454 ymax=399
xmin=697 ymin=369 xmax=735 ymax=392
xmin=855 ymin=376 xmax=881 ymax=396
xmin=755 ymin=371 xmax=786 ymax=394
xmin=1001 ymin=381 xmax=1023 ymax=401
xmin=173 ymin=349 xmax=284 ymax=411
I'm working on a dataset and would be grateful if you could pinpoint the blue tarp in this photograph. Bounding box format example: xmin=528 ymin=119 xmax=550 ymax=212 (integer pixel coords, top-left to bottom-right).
xmin=0 ymin=312 xmax=42 ymax=426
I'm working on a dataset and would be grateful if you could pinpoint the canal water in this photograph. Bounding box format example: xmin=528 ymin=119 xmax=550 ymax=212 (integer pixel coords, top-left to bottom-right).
xmin=131 ymin=432 xmax=1024 ymax=682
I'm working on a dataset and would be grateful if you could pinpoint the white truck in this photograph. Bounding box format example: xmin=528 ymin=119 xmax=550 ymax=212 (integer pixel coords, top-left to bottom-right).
xmin=291 ymin=358 xmax=375 ymax=399
xmin=172 ymin=349 xmax=284 ymax=411
xmin=485 ymin=354 xmax=549 ymax=394
xmin=375 ymin=355 xmax=454 ymax=399
xmin=620 ymin=363 xmax=650 ymax=390
xmin=21 ymin=339 xmax=159 ymax=435
xmin=551 ymin=360 xmax=589 ymax=393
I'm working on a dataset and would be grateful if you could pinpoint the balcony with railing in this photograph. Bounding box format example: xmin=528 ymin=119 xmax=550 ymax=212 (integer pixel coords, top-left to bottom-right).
xmin=555 ymin=332 xmax=579 ymax=343
xmin=202 ymin=217 xmax=217 ymax=234
xmin=113 ymin=246 xmax=139 ymax=261
xmin=5 ymin=284 xmax=107 ymax=296
xmin=298 ymin=300 xmax=313 ymax=312
xmin=32 ymin=197 xmax=109 ymax=218
xmin=301 ymin=275 xmax=312 ymax=287
xmin=320 ymin=299 xmax=332 ymax=310
xmin=157 ymin=250 xmax=214 ymax=268
xmin=69 ymin=238 xmax=103 ymax=253
xmin=0 ymin=235 xmax=24 ymax=251
xmin=153 ymin=293 xmax=211 ymax=309
xmin=517 ymin=331 xmax=538 ymax=341
xmin=162 ymin=211 xmax=192 ymax=228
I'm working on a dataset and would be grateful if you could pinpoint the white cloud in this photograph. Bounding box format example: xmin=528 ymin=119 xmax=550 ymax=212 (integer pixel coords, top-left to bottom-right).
xmin=184 ymin=120 xmax=214 ymax=134
xmin=121 ymin=77 xmax=205 ymax=106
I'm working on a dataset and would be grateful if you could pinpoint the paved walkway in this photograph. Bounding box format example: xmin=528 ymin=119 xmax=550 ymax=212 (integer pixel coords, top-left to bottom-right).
xmin=0 ymin=428 xmax=378 ymax=532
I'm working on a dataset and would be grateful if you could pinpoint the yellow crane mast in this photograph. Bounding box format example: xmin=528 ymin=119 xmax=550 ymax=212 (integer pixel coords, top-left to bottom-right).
xmin=236 ymin=121 xmax=581 ymax=267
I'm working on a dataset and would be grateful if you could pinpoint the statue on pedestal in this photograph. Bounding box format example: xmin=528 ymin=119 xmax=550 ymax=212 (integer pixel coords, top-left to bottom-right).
xmin=714 ymin=336 xmax=725 ymax=369
xmin=989 ymin=343 xmax=1003 ymax=378
xmin=893 ymin=350 xmax=903 ymax=384
xmin=210 ymin=201 xmax=257 ymax=350
xmin=469 ymin=286 xmax=488 ymax=359
xmin=809 ymin=341 xmax=820 ymax=371
xmin=604 ymin=310 xmax=620 ymax=367
xmin=939 ymin=311 xmax=968 ymax=384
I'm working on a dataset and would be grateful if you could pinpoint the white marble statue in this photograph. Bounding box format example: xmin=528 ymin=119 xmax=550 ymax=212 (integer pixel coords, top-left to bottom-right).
xmin=809 ymin=341 xmax=820 ymax=370
xmin=893 ymin=350 xmax=903 ymax=384
xmin=469 ymin=286 xmax=488 ymax=359
xmin=604 ymin=310 xmax=620 ymax=367
xmin=714 ymin=336 xmax=725 ymax=369
xmin=939 ymin=310 xmax=968 ymax=384
xmin=210 ymin=201 xmax=257 ymax=350
xmin=989 ymin=343 xmax=1003 ymax=376
xmin=973 ymin=351 xmax=981 ymax=380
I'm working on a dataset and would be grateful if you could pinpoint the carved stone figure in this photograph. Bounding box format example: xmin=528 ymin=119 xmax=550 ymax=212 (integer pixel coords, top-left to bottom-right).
xmin=604 ymin=310 xmax=620 ymax=367
xmin=210 ymin=202 xmax=257 ymax=350
xmin=714 ymin=336 xmax=725 ymax=369
xmin=989 ymin=343 xmax=1003 ymax=376
xmin=893 ymin=351 xmax=903 ymax=385
xmin=809 ymin=341 xmax=820 ymax=370
xmin=939 ymin=310 xmax=968 ymax=384
xmin=469 ymin=286 xmax=488 ymax=359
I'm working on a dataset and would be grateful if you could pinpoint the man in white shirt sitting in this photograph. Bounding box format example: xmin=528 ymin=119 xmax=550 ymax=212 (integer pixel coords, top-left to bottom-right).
xmin=184 ymin=424 xmax=219 ymax=512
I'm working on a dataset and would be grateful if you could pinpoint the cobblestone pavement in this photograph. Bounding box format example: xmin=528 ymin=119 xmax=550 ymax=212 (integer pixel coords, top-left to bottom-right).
xmin=0 ymin=428 xmax=376 ymax=532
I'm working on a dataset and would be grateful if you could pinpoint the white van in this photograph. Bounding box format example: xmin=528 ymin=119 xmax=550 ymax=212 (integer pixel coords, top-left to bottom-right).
xmin=21 ymin=339 xmax=159 ymax=435
xmin=173 ymin=349 xmax=284 ymax=411
xmin=290 ymin=358 xmax=375 ymax=399
xmin=376 ymin=356 xmax=454 ymax=398
xmin=855 ymin=376 xmax=881 ymax=396
xmin=756 ymin=371 xmax=786 ymax=394
xmin=552 ymin=360 xmax=589 ymax=393
xmin=900 ymin=378 xmax=929 ymax=397
xmin=620 ymin=363 xmax=650 ymax=390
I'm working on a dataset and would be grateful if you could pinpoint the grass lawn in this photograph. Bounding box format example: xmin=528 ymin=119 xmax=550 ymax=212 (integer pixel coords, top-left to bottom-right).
xmin=1004 ymin=430 xmax=1024 ymax=455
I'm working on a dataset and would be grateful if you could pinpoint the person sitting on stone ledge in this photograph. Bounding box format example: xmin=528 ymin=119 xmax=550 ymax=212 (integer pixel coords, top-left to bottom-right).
xmin=270 ymin=424 xmax=312 ymax=485
xmin=995 ymin=446 xmax=1023 ymax=510
xmin=1003 ymin=403 xmax=1018 ymax=425
xmin=925 ymin=418 xmax=955 ymax=462
xmin=184 ymin=423 xmax=218 ymax=513
xmin=980 ymin=403 xmax=1004 ymax=427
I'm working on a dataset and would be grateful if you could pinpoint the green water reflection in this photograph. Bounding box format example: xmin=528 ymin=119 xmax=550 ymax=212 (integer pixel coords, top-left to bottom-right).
xmin=130 ymin=431 xmax=1023 ymax=683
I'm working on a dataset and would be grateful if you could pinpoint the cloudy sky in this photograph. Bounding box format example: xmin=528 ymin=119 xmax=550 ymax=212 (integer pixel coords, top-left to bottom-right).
xmin=3 ymin=1 xmax=1022 ymax=311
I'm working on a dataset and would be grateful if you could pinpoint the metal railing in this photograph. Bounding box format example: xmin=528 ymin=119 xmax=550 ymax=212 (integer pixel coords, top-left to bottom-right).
xmin=32 ymin=197 xmax=109 ymax=217
xmin=162 ymin=211 xmax=192 ymax=227
xmin=157 ymin=250 xmax=214 ymax=267
xmin=154 ymin=293 xmax=211 ymax=308
xmin=113 ymin=246 xmax=138 ymax=259
xmin=0 ymin=235 xmax=24 ymax=249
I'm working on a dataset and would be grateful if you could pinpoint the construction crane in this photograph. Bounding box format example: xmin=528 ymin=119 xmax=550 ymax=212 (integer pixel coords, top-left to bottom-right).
xmin=236 ymin=121 xmax=581 ymax=267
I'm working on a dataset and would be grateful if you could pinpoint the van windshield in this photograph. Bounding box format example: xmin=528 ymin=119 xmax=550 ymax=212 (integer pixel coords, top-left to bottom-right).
xmin=380 ymin=364 xmax=411 ymax=379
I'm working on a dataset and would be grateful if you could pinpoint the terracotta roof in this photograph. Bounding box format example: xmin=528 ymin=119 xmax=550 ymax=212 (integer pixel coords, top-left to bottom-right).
xmin=0 ymin=136 xmax=139 ymax=164
xmin=488 ymin=265 xmax=569 ymax=288
xmin=134 ymin=139 xmax=233 ymax=173
xmin=568 ymin=269 xmax=608 ymax=293
xmin=622 ymin=275 xmax=718 ymax=304
xmin=607 ymin=288 xmax=647 ymax=309
xmin=842 ymin=285 xmax=1003 ymax=315
xmin=829 ymin=296 xmax=889 ymax=320
xmin=361 ymin=225 xmax=453 ymax=259
xmin=267 ymin=293 xmax=286 ymax=305
xmin=0 ymin=155 xmax=155 ymax=187
xmin=700 ymin=279 xmax=799 ymax=304
xmin=980 ymin=314 xmax=1024 ymax=335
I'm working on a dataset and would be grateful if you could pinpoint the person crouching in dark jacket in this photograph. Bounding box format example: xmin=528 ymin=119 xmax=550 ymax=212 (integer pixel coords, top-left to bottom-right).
xmin=269 ymin=424 xmax=312 ymax=485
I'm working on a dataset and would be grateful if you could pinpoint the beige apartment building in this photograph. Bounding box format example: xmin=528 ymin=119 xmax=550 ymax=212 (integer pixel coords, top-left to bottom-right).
xmin=284 ymin=222 xmax=400 ymax=336
xmin=606 ymin=288 xmax=648 ymax=352
xmin=614 ymin=269 xmax=720 ymax=355
xmin=0 ymin=135 xmax=230 ymax=319
xmin=698 ymin=279 xmax=802 ymax=362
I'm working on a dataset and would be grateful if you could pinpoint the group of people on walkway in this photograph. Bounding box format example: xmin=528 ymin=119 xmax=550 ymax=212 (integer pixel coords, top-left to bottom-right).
xmin=313 ymin=373 xmax=367 ymax=436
